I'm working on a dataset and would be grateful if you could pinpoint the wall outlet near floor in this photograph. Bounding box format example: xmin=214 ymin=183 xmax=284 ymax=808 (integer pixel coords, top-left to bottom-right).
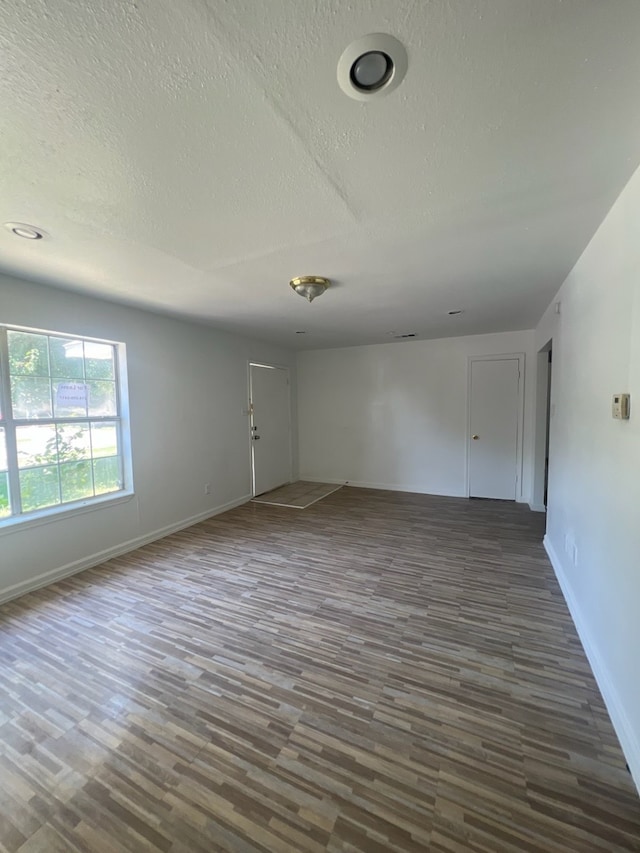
xmin=204 ymin=483 xmax=211 ymax=495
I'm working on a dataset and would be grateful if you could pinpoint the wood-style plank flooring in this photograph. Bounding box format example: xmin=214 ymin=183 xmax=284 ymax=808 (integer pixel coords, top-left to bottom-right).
xmin=252 ymin=481 xmax=342 ymax=509
xmin=0 ymin=488 xmax=638 ymax=852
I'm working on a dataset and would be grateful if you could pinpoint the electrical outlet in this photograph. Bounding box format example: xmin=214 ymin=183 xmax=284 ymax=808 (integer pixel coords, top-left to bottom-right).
xmin=204 ymin=483 xmax=211 ymax=495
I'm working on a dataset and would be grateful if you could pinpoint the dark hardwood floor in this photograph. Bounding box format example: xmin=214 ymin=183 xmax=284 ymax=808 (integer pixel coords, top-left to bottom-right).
xmin=0 ymin=488 xmax=638 ymax=852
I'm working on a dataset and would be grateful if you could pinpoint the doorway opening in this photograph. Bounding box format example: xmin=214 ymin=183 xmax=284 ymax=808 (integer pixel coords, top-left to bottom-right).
xmin=531 ymin=340 xmax=553 ymax=513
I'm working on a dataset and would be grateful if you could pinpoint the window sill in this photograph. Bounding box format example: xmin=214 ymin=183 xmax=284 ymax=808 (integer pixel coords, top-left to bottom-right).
xmin=0 ymin=490 xmax=136 ymax=536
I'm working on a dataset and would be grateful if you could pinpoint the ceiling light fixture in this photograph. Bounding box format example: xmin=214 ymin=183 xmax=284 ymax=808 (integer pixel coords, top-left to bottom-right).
xmin=338 ymin=34 xmax=407 ymax=101
xmin=290 ymin=276 xmax=330 ymax=303
xmin=351 ymin=51 xmax=393 ymax=91
xmin=5 ymin=222 xmax=46 ymax=240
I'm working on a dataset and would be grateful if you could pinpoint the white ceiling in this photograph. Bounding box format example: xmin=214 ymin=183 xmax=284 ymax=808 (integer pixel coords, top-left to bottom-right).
xmin=1 ymin=0 xmax=640 ymax=349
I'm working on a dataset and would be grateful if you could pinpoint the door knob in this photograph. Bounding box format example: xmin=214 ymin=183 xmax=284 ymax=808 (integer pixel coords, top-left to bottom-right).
xmin=253 ymin=435 xmax=261 ymax=440
xmin=472 ymin=435 xmax=479 ymax=440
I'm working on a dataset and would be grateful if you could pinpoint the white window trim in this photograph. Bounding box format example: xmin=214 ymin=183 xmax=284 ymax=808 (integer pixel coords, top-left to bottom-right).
xmin=0 ymin=323 xmax=134 ymax=529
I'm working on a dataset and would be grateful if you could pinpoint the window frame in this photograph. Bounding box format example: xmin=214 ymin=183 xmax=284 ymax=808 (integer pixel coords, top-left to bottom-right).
xmin=0 ymin=323 xmax=134 ymax=532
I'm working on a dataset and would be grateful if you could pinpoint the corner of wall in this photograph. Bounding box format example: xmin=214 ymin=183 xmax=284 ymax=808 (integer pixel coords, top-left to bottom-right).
xmin=0 ymin=494 xmax=252 ymax=606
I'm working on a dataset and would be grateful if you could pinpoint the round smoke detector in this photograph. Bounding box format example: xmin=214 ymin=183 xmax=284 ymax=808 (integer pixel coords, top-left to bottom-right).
xmin=337 ymin=33 xmax=407 ymax=101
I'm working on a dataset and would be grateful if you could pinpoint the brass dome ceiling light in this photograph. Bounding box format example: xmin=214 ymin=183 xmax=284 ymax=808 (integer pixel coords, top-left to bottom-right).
xmin=289 ymin=276 xmax=330 ymax=303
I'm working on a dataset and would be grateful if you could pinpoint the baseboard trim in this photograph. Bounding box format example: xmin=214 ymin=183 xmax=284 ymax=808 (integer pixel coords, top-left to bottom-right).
xmin=0 ymin=494 xmax=252 ymax=606
xmin=544 ymin=535 xmax=640 ymax=795
xmin=529 ymin=503 xmax=547 ymax=513
xmin=299 ymin=476 xmax=466 ymax=498
xmin=300 ymin=476 xmax=534 ymax=504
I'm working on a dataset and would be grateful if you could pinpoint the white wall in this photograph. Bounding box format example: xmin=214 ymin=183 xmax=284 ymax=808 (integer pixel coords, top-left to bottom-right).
xmin=297 ymin=330 xmax=535 ymax=501
xmin=0 ymin=274 xmax=295 ymax=601
xmin=537 ymin=164 xmax=640 ymax=792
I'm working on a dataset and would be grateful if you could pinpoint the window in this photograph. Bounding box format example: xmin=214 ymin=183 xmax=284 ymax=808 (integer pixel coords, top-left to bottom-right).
xmin=0 ymin=325 xmax=131 ymax=524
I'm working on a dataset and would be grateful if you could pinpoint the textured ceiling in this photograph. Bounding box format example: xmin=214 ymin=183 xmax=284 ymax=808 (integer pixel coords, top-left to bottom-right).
xmin=1 ymin=0 xmax=640 ymax=349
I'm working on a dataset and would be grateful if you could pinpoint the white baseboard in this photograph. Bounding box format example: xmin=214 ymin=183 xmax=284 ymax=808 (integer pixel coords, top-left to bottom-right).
xmin=300 ymin=476 xmax=537 ymax=505
xmin=299 ymin=476 xmax=466 ymax=498
xmin=0 ymin=494 xmax=252 ymax=606
xmin=298 ymin=476 xmax=347 ymax=486
xmin=529 ymin=503 xmax=547 ymax=513
xmin=544 ymin=535 xmax=640 ymax=795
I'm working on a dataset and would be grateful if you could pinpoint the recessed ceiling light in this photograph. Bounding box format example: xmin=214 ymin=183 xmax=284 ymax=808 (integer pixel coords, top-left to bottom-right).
xmin=5 ymin=222 xmax=46 ymax=240
xmin=447 ymin=309 xmax=464 ymax=316
xmin=338 ymin=34 xmax=408 ymax=101
xmin=350 ymin=51 xmax=393 ymax=92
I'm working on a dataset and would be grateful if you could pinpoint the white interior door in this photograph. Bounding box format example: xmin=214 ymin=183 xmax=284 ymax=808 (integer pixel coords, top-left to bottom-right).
xmin=469 ymin=357 xmax=521 ymax=500
xmin=250 ymin=363 xmax=291 ymax=496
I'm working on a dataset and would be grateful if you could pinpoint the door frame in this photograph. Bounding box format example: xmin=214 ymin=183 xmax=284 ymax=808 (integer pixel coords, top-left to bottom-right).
xmin=248 ymin=361 xmax=293 ymax=497
xmin=465 ymin=353 xmax=526 ymax=500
